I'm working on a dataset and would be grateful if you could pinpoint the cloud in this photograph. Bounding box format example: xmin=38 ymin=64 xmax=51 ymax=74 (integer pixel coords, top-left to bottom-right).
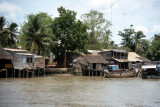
xmin=87 ymin=0 xmax=114 ymax=7
xmin=0 ymin=1 xmax=22 ymax=19
xmin=134 ymin=25 xmax=149 ymax=34
xmin=129 ymin=4 xmax=141 ymax=12
xmin=152 ymin=24 xmax=160 ymax=33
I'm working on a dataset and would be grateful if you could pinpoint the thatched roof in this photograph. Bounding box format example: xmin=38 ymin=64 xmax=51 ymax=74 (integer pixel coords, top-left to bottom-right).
xmin=83 ymin=55 xmax=109 ymax=64
xmin=128 ymin=52 xmax=150 ymax=62
xmin=76 ymin=56 xmax=88 ymax=66
xmin=0 ymin=48 xmax=14 ymax=60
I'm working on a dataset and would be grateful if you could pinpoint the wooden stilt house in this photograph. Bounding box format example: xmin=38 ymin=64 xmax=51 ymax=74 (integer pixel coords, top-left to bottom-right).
xmin=0 ymin=48 xmax=14 ymax=77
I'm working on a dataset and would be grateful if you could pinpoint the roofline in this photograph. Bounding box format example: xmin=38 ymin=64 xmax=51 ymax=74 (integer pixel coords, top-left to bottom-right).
xmin=4 ymin=48 xmax=28 ymax=52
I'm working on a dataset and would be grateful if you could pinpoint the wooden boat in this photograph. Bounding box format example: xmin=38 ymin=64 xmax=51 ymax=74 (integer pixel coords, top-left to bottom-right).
xmin=104 ymin=65 xmax=137 ymax=78
xmin=105 ymin=70 xmax=137 ymax=78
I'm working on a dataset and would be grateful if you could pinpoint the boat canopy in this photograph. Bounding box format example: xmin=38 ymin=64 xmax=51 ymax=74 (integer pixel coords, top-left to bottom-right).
xmin=142 ymin=65 xmax=156 ymax=69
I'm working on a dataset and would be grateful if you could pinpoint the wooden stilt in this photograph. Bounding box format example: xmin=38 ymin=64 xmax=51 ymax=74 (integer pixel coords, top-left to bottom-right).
xmin=26 ymin=70 xmax=28 ymax=78
xmin=23 ymin=69 xmax=25 ymax=78
xmin=44 ymin=68 xmax=45 ymax=77
xmin=96 ymin=70 xmax=97 ymax=76
xmin=92 ymin=71 xmax=93 ymax=76
xmin=38 ymin=69 xmax=39 ymax=77
xmin=14 ymin=69 xmax=15 ymax=78
xmin=6 ymin=69 xmax=7 ymax=78
xmin=89 ymin=70 xmax=90 ymax=76
xmin=18 ymin=70 xmax=21 ymax=78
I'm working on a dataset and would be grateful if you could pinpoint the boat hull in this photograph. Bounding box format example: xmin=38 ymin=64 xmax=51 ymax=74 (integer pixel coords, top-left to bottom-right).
xmin=106 ymin=72 xmax=136 ymax=78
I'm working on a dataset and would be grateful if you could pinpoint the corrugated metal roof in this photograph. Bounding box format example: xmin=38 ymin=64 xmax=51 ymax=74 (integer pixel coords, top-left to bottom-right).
xmin=87 ymin=50 xmax=101 ymax=55
xmin=128 ymin=52 xmax=150 ymax=62
xmin=16 ymin=53 xmax=33 ymax=56
xmin=4 ymin=48 xmax=28 ymax=52
xmin=128 ymin=52 xmax=142 ymax=62
xmin=114 ymin=59 xmax=129 ymax=62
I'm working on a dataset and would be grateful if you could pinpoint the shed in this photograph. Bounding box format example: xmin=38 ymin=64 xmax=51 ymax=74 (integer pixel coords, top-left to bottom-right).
xmin=4 ymin=48 xmax=34 ymax=70
xmin=83 ymin=55 xmax=108 ymax=70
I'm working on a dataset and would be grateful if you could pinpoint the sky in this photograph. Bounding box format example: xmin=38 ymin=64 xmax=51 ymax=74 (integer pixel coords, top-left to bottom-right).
xmin=0 ymin=0 xmax=160 ymax=45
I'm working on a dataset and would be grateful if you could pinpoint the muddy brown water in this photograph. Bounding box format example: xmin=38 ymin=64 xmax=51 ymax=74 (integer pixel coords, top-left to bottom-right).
xmin=0 ymin=74 xmax=160 ymax=107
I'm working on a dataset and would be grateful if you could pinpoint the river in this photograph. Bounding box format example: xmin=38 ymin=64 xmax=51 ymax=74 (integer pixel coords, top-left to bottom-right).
xmin=0 ymin=75 xmax=160 ymax=107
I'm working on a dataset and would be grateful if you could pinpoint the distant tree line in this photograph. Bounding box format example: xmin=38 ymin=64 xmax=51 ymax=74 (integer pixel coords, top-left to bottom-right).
xmin=0 ymin=6 xmax=160 ymax=61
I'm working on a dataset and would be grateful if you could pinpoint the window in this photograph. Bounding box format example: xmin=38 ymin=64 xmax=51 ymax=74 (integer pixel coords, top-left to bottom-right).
xmin=27 ymin=57 xmax=33 ymax=63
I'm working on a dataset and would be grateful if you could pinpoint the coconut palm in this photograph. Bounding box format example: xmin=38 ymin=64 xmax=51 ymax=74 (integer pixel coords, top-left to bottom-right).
xmin=0 ymin=17 xmax=18 ymax=47
xmin=0 ymin=16 xmax=7 ymax=32
xmin=134 ymin=31 xmax=146 ymax=52
xmin=21 ymin=14 xmax=53 ymax=55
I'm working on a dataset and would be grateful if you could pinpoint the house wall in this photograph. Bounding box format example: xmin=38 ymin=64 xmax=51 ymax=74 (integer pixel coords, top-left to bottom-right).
xmin=89 ymin=63 xmax=93 ymax=69
xmin=13 ymin=54 xmax=34 ymax=69
xmin=96 ymin=63 xmax=102 ymax=70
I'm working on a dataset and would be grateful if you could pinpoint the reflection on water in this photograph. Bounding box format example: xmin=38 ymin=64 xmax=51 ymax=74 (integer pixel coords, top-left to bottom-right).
xmin=0 ymin=75 xmax=160 ymax=107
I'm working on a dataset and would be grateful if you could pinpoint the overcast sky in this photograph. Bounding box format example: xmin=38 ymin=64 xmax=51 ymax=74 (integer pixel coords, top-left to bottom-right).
xmin=0 ymin=0 xmax=160 ymax=45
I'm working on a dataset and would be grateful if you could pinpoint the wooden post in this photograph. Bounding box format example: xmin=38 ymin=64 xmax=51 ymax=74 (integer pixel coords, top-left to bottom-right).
xmin=6 ymin=69 xmax=7 ymax=78
xmin=23 ymin=69 xmax=25 ymax=78
xmin=92 ymin=71 xmax=93 ymax=76
xmin=26 ymin=70 xmax=28 ymax=78
xmin=38 ymin=69 xmax=40 ymax=77
xmin=18 ymin=70 xmax=21 ymax=78
xmin=31 ymin=70 xmax=34 ymax=78
xmin=96 ymin=70 xmax=97 ymax=76
xmin=44 ymin=68 xmax=45 ymax=77
xmin=14 ymin=69 xmax=15 ymax=78
xmin=100 ymin=70 xmax=102 ymax=77
xmin=89 ymin=69 xmax=90 ymax=76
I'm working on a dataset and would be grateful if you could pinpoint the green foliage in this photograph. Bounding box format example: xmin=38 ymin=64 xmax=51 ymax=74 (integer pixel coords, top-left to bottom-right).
xmin=118 ymin=25 xmax=135 ymax=51
xmin=51 ymin=6 xmax=89 ymax=56
xmin=81 ymin=10 xmax=111 ymax=50
xmin=0 ymin=16 xmax=19 ymax=48
xmin=20 ymin=12 xmax=54 ymax=55
xmin=147 ymin=34 xmax=160 ymax=61
xmin=134 ymin=31 xmax=146 ymax=52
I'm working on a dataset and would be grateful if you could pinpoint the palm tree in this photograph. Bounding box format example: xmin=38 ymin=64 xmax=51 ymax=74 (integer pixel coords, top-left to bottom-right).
xmin=1 ymin=22 xmax=18 ymax=47
xmin=21 ymin=14 xmax=53 ymax=55
xmin=0 ymin=17 xmax=18 ymax=47
xmin=0 ymin=16 xmax=7 ymax=46
xmin=134 ymin=31 xmax=146 ymax=52
xmin=0 ymin=16 xmax=7 ymax=32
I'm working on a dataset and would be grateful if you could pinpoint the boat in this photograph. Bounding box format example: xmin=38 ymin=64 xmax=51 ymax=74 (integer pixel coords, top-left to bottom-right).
xmin=105 ymin=65 xmax=137 ymax=78
xmin=142 ymin=65 xmax=160 ymax=79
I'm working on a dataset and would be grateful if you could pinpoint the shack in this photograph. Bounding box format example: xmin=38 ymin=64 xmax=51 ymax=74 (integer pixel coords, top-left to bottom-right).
xmin=0 ymin=48 xmax=14 ymax=77
xmin=4 ymin=48 xmax=34 ymax=70
xmin=75 ymin=55 xmax=109 ymax=76
xmin=99 ymin=49 xmax=129 ymax=70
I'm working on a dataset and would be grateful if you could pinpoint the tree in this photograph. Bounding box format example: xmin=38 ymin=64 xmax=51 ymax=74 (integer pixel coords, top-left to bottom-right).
xmin=118 ymin=25 xmax=135 ymax=51
xmin=147 ymin=34 xmax=160 ymax=61
xmin=134 ymin=31 xmax=146 ymax=52
xmin=0 ymin=16 xmax=18 ymax=48
xmin=140 ymin=39 xmax=150 ymax=57
xmin=51 ymin=6 xmax=89 ymax=67
xmin=20 ymin=12 xmax=53 ymax=55
xmin=81 ymin=10 xmax=111 ymax=49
